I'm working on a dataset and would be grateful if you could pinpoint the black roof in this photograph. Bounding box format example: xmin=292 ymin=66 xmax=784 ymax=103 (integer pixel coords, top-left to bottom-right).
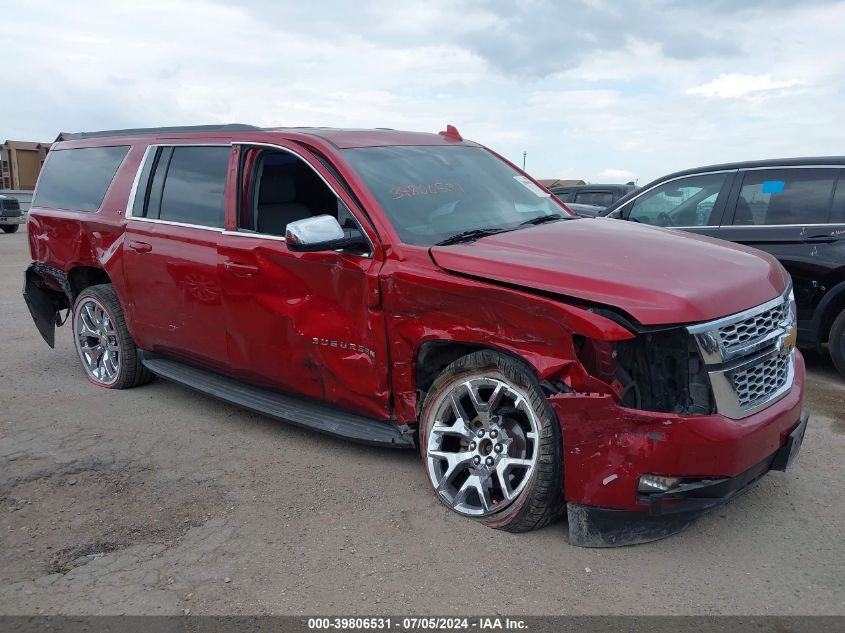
xmin=62 ymin=124 xmax=261 ymax=140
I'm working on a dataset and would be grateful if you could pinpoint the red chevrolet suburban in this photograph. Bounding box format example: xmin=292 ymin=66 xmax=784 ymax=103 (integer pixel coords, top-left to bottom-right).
xmin=23 ymin=124 xmax=808 ymax=546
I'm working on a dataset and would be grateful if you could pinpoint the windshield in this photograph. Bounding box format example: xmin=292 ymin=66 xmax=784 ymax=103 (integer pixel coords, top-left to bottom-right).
xmin=342 ymin=145 xmax=570 ymax=245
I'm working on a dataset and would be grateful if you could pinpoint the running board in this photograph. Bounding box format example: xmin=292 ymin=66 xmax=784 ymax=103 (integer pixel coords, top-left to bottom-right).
xmin=138 ymin=352 xmax=415 ymax=448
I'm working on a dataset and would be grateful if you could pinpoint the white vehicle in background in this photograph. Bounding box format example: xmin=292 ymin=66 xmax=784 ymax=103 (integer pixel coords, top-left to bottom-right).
xmin=0 ymin=194 xmax=24 ymax=233
xmin=0 ymin=189 xmax=34 ymax=212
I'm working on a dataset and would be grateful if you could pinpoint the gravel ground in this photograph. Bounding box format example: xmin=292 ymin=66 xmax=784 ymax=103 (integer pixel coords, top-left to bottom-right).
xmin=0 ymin=228 xmax=843 ymax=616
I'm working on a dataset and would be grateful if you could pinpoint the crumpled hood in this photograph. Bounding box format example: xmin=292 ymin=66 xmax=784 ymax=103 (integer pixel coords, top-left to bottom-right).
xmin=429 ymin=218 xmax=788 ymax=326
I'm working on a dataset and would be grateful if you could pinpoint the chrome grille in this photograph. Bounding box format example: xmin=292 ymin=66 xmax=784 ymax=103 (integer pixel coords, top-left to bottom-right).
xmin=687 ymin=287 xmax=796 ymax=419
xmin=719 ymin=302 xmax=787 ymax=352
xmin=732 ymin=352 xmax=791 ymax=409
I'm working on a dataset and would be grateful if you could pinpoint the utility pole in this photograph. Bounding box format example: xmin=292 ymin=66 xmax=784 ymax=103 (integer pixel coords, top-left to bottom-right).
xmin=522 ymin=151 xmax=527 ymax=170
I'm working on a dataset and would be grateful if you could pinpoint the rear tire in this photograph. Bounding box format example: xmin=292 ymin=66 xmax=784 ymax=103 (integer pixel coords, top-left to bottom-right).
xmin=419 ymin=350 xmax=564 ymax=533
xmin=1 ymin=224 xmax=19 ymax=233
xmin=72 ymin=284 xmax=152 ymax=389
xmin=829 ymin=309 xmax=845 ymax=379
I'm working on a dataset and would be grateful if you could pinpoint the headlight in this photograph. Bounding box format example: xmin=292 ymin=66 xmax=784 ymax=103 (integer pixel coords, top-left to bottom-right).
xmin=638 ymin=474 xmax=681 ymax=493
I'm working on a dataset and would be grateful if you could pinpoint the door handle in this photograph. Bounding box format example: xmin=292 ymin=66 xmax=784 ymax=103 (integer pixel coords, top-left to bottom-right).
xmin=128 ymin=240 xmax=152 ymax=253
xmin=223 ymin=261 xmax=259 ymax=276
xmin=802 ymin=234 xmax=836 ymax=244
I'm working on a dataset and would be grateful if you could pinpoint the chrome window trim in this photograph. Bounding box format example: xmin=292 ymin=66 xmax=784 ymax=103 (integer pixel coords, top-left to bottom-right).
xmin=128 ymin=216 xmax=225 ymax=233
xmin=719 ymin=223 xmax=845 ymax=229
xmin=230 ymin=140 xmax=374 ymax=257
xmin=124 ymin=145 xmax=153 ymax=219
xmin=124 ymin=143 xmax=231 ymax=231
xmin=616 ymin=168 xmax=737 ymax=212
xmin=741 ymin=164 xmax=845 ymax=171
xmin=221 ymin=230 xmax=286 ymax=242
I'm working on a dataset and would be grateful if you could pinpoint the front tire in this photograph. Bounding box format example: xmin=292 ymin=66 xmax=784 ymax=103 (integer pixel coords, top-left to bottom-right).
xmin=1 ymin=224 xmax=19 ymax=233
xmin=419 ymin=350 xmax=564 ymax=532
xmin=829 ymin=309 xmax=845 ymax=379
xmin=72 ymin=284 xmax=152 ymax=389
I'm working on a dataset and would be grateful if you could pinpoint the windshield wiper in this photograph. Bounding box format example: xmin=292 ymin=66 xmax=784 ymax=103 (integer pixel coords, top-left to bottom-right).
xmin=518 ymin=213 xmax=568 ymax=226
xmin=435 ymin=227 xmax=511 ymax=246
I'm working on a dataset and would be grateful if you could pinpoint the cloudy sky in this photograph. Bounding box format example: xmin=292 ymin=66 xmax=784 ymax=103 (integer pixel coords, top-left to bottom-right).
xmin=2 ymin=0 xmax=844 ymax=183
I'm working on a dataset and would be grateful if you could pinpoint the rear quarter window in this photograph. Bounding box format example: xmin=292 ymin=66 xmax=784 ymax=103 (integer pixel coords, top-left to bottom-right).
xmin=33 ymin=146 xmax=129 ymax=212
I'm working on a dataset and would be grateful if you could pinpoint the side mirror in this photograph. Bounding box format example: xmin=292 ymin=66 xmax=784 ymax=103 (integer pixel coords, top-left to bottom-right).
xmin=285 ymin=215 xmax=368 ymax=253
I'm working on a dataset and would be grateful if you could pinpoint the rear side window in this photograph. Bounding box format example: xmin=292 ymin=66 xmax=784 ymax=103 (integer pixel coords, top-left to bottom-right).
xmin=134 ymin=146 xmax=230 ymax=228
xmin=33 ymin=146 xmax=129 ymax=212
xmin=733 ymin=168 xmax=837 ymax=225
xmin=575 ymin=191 xmax=614 ymax=207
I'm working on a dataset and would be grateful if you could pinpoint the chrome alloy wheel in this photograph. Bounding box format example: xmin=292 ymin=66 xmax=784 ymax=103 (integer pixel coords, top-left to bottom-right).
xmin=426 ymin=376 xmax=540 ymax=517
xmin=74 ymin=298 xmax=120 ymax=385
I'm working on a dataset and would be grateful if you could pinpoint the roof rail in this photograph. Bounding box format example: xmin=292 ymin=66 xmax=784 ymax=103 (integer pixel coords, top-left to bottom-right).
xmin=62 ymin=124 xmax=262 ymax=140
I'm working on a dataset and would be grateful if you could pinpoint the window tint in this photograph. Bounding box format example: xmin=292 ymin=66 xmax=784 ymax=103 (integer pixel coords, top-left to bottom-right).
xmin=629 ymin=173 xmax=728 ymax=227
xmin=733 ymin=169 xmax=836 ymax=226
xmin=831 ymin=171 xmax=845 ymax=224
xmin=575 ymin=191 xmax=614 ymax=207
xmin=554 ymin=191 xmax=576 ymax=202
xmin=343 ymin=145 xmax=565 ymax=246
xmin=33 ymin=146 xmax=128 ymax=212
xmin=156 ymin=146 xmax=230 ymax=227
xmin=240 ymin=150 xmax=340 ymax=236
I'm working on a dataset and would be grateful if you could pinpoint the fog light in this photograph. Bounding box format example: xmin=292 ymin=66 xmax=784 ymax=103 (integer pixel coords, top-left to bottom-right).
xmin=638 ymin=474 xmax=681 ymax=493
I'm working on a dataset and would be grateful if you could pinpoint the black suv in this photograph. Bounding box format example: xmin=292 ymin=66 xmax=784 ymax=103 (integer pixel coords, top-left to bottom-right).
xmin=602 ymin=157 xmax=845 ymax=376
xmin=551 ymin=183 xmax=637 ymax=214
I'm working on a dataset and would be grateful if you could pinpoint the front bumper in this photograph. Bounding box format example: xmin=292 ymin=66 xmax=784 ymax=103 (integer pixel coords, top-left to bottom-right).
xmin=566 ymin=412 xmax=808 ymax=547
xmin=550 ymin=351 xmax=807 ymax=547
xmin=0 ymin=215 xmax=25 ymax=225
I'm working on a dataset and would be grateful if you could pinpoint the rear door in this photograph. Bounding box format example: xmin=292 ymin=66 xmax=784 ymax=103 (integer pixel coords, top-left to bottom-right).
xmin=122 ymin=144 xmax=233 ymax=369
xmin=719 ymin=167 xmax=841 ymax=323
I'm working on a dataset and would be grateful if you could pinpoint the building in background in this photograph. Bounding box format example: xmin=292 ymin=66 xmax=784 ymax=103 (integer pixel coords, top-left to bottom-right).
xmin=1 ymin=140 xmax=52 ymax=190
xmin=537 ymin=179 xmax=585 ymax=188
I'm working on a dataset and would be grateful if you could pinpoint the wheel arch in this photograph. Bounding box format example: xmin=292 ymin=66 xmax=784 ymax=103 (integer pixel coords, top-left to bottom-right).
xmin=67 ymin=266 xmax=113 ymax=301
xmin=810 ymin=277 xmax=845 ymax=344
xmin=414 ymin=340 xmax=542 ymax=409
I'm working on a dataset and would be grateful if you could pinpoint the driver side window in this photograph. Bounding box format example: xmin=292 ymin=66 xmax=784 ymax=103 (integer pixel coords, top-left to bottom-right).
xmin=628 ymin=173 xmax=729 ymax=227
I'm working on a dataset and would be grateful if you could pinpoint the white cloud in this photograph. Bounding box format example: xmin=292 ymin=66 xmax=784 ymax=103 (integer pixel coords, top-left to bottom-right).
xmin=2 ymin=0 xmax=845 ymax=185
xmin=596 ymin=169 xmax=636 ymax=183
xmin=686 ymin=73 xmax=802 ymax=99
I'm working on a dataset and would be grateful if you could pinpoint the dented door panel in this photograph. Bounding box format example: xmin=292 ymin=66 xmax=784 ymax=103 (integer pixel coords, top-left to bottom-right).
xmin=218 ymin=235 xmax=390 ymax=420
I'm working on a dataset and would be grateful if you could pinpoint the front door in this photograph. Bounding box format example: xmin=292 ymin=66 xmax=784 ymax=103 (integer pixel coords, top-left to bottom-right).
xmin=217 ymin=143 xmax=390 ymax=420
xmin=122 ymin=144 xmax=232 ymax=370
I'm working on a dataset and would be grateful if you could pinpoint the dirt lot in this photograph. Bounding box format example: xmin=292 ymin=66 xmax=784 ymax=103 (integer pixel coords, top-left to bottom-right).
xmin=1 ymin=228 xmax=843 ymax=616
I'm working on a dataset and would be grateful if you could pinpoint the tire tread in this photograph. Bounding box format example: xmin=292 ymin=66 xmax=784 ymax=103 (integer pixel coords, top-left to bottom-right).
xmin=73 ymin=284 xmax=153 ymax=389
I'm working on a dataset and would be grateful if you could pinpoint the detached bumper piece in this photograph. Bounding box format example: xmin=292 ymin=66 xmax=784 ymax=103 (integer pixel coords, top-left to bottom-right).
xmin=567 ymin=413 xmax=809 ymax=547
